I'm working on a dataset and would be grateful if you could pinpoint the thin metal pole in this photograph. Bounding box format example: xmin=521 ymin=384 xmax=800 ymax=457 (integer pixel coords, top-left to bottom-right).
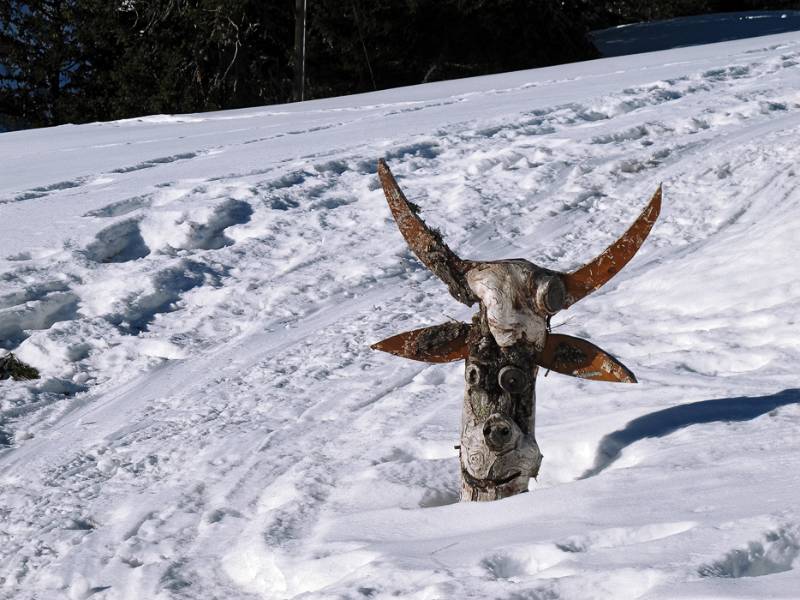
xmin=293 ymin=0 xmax=307 ymax=102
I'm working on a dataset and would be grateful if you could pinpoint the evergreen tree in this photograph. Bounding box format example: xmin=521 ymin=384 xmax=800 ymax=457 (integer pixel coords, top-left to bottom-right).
xmin=8 ymin=0 xmax=794 ymax=129
xmin=0 ymin=0 xmax=82 ymax=127
xmin=304 ymin=0 xmax=599 ymax=100
xmin=71 ymin=0 xmax=294 ymax=121
xmin=2 ymin=0 xmax=295 ymax=127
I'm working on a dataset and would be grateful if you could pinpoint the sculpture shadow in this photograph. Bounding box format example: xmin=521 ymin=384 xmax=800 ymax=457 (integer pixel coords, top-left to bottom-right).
xmin=580 ymin=388 xmax=800 ymax=479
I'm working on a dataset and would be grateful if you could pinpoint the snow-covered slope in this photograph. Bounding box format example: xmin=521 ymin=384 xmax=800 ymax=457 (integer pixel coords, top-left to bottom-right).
xmin=2 ymin=29 xmax=800 ymax=600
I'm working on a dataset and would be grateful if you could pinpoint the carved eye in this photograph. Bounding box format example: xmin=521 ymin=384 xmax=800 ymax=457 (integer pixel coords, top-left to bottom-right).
xmin=498 ymin=365 xmax=528 ymax=394
xmin=535 ymin=274 xmax=566 ymax=314
xmin=465 ymin=364 xmax=483 ymax=386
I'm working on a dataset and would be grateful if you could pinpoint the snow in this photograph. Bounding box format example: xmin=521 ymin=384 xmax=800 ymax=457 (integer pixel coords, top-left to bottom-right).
xmin=2 ymin=24 xmax=800 ymax=600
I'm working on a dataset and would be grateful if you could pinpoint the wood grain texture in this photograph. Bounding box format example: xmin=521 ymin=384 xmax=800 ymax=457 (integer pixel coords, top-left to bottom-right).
xmin=459 ymin=308 xmax=542 ymax=501
xmin=371 ymin=322 xmax=471 ymax=363
xmin=539 ymin=333 xmax=637 ymax=383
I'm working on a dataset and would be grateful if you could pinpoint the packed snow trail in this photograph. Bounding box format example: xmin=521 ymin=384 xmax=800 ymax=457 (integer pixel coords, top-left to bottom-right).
xmin=2 ymin=29 xmax=800 ymax=600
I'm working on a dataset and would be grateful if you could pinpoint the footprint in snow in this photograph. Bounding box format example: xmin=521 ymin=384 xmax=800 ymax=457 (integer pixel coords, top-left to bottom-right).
xmin=699 ymin=527 xmax=800 ymax=578
xmin=84 ymin=219 xmax=150 ymax=263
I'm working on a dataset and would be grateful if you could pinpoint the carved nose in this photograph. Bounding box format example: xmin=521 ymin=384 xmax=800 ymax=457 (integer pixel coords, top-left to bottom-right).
xmin=483 ymin=415 xmax=516 ymax=451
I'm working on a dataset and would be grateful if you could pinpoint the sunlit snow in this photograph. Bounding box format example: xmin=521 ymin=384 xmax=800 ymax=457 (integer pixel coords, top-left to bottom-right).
xmin=2 ymin=24 xmax=800 ymax=600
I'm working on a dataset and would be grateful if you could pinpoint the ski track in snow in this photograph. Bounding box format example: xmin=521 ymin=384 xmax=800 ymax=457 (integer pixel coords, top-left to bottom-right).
xmin=2 ymin=31 xmax=800 ymax=599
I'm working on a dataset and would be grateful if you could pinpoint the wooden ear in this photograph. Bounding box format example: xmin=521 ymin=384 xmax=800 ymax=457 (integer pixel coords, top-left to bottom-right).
xmin=378 ymin=159 xmax=476 ymax=306
xmin=371 ymin=322 xmax=471 ymax=363
xmin=538 ymin=333 xmax=637 ymax=383
xmin=562 ymin=185 xmax=661 ymax=308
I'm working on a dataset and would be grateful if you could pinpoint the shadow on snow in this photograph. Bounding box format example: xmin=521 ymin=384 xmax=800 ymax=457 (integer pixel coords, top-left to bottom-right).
xmin=581 ymin=388 xmax=800 ymax=478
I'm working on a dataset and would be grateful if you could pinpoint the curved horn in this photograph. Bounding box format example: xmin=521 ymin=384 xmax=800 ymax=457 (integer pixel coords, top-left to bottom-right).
xmin=378 ymin=159 xmax=476 ymax=305
xmin=371 ymin=322 xmax=471 ymax=363
xmin=562 ymin=185 xmax=662 ymax=308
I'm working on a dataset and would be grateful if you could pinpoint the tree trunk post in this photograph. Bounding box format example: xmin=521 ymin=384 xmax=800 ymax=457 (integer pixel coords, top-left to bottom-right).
xmin=293 ymin=0 xmax=307 ymax=102
xmin=460 ymin=307 xmax=542 ymax=501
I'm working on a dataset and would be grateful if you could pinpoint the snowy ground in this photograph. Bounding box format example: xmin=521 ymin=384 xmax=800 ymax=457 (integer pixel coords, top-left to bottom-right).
xmin=2 ymin=26 xmax=800 ymax=600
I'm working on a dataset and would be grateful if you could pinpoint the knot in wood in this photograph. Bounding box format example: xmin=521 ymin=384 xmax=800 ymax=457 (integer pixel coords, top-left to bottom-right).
xmin=465 ymin=363 xmax=483 ymax=386
xmin=498 ymin=365 xmax=529 ymax=394
xmin=535 ymin=274 xmax=566 ymax=314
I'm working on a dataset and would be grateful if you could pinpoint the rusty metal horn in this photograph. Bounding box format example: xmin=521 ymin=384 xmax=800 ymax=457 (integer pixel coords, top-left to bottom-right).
xmin=378 ymin=159 xmax=476 ymax=305
xmin=538 ymin=333 xmax=637 ymax=383
xmin=371 ymin=322 xmax=471 ymax=363
xmin=562 ymin=185 xmax=662 ymax=308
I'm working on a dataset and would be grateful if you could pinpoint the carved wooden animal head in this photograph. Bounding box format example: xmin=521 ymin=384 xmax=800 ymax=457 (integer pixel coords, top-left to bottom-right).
xmin=371 ymin=159 xmax=661 ymax=500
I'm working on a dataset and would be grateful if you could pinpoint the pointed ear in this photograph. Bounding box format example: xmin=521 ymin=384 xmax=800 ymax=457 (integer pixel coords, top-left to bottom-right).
xmin=538 ymin=333 xmax=637 ymax=383
xmin=378 ymin=159 xmax=476 ymax=306
xmin=371 ymin=322 xmax=471 ymax=363
xmin=562 ymin=185 xmax=661 ymax=308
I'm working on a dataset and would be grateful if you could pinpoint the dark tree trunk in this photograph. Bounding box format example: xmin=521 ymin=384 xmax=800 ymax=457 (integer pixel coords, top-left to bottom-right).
xmin=293 ymin=0 xmax=306 ymax=101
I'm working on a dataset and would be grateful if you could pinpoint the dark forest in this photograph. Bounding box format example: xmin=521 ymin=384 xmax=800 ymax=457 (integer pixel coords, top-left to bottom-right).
xmin=1 ymin=0 xmax=799 ymax=129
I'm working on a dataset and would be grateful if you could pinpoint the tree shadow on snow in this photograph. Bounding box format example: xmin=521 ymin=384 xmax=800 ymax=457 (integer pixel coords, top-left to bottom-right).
xmin=580 ymin=388 xmax=800 ymax=479
xmin=591 ymin=11 xmax=800 ymax=58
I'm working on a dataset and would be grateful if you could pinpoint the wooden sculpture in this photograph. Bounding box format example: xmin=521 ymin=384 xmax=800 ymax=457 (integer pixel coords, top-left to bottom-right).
xmin=371 ymin=159 xmax=661 ymax=501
